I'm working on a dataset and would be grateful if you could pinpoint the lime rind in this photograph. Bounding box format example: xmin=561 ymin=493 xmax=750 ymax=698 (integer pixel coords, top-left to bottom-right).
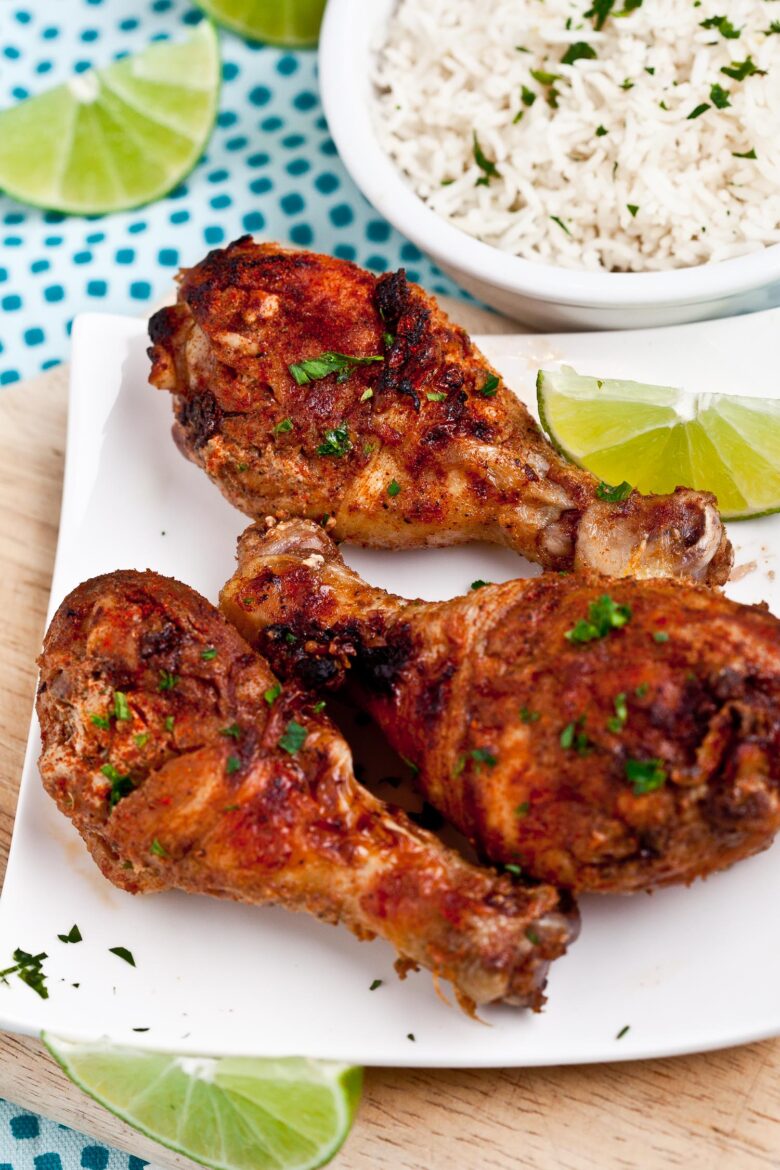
xmin=194 ymin=0 xmax=326 ymax=47
xmin=537 ymin=366 xmax=780 ymax=521
xmin=42 ymin=1034 xmax=362 ymax=1170
xmin=0 ymin=21 xmax=221 ymax=215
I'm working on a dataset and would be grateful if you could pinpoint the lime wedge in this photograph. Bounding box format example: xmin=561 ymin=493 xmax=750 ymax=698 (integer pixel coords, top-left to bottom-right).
xmin=0 ymin=22 xmax=220 ymax=215
xmin=43 ymin=1034 xmax=362 ymax=1170
xmin=194 ymin=0 xmax=326 ymax=47
xmin=537 ymin=366 xmax=780 ymax=521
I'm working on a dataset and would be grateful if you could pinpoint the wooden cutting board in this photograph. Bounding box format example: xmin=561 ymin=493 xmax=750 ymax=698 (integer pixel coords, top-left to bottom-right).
xmin=1 ymin=303 xmax=779 ymax=1169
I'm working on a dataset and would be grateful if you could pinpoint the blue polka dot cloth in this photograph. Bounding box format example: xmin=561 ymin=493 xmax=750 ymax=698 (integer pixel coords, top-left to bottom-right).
xmin=0 ymin=1102 xmax=156 ymax=1170
xmin=0 ymin=0 xmax=463 ymax=387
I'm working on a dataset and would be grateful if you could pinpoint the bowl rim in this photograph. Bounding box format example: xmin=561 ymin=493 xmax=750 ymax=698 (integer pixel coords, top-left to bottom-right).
xmin=319 ymin=0 xmax=780 ymax=309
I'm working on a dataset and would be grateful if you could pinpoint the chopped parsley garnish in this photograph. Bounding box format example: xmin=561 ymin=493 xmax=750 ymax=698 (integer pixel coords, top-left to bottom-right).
xmin=150 ymin=838 xmax=168 ymax=857
xmin=607 ymin=692 xmax=628 ymax=733
xmin=653 ymin=631 xmax=669 ymax=643
xmin=699 ymin=14 xmax=741 ymax=38
xmin=635 ymin=682 xmax=649 ymax=698
xmin=710 ymin=82 xmax=731 ymax=108
xmin=565 ymin=594 xmax=632 ymax=643
xmin=134 ymin=732 xmax=149 ymax=748
xmin=226 ymin=755 xmax=241 ymax=774
xmin=550 ymin=215 xmax=572 ymax=235
xmin=201 ymin=647 xmax=218 ymax=662
xmin=289 ymin=352 xmax=383 ymax=385
xmin=477 ymin=374 xmax=500 ymax=397
xmin=220 ymin=723 xmax=242 ymax=739
xmin=616 ymin=1024 xmax=630 ymax=1039
xmin=101 ymin=763 xmax=134 ymax=808
xmin=237 ymin=463 xmax=248 ymax=472
xmin=519 ymin=706 xmax=540 ymax=723
xmin=426 ymin=390 xmax=447 ymax=402
xmin=158 ymin=670 xmax=179 ymax=692
xmin=765 ymin=21 xmax=780 ymax=35
xmin=279 ymin=720 xmax=308 ymax=755
xmin=473 ymin=132 xmax=501 ymax=186
xmin=688 ymin=102 xmax=710 ymax=119
xmin=91 ymin=714 xmax=110 ymax=730
xmin=383 ymin=332 xmax=395 ymax=347
xmin=0 ymin=949 xmax=48 ymax=999
xmin=530 ymin=68 xmax=562 ymax=86
xmin=561 ymin=41 xmax=597 ymax=65
xmin=505 ymin=863 xmax=522 ymax=876
xmin=164 ymin=715 xmax=175 ymax=732
xmin=732 ymin=148 xmax=757 ymax=159
xmin=471 ymin=579 xmax=490 ymax=590
xmin=313 ymin=700 xmax=326 ymax=713
xmin=515 ymin=801 xmax=531 ymax=817
xmin=595 ymin=124 xmax=608 ymax=136
xmin=360 ymin=387 xmax=374 ymax=402
xmin=400 ymin=754 xmax=419 ymax=774
xmin=264 ymin=683 xmax=281 ymax=705
xmin=721 ymin=56 xmax=766 ymax=80
xmin=521 ymin=84 xmax=537 ymax=107
xmin=57 ymin=924 xmax=82 ymax=944
xmin=585 ymin=0 xmax=643 ymax=29
xmin=560 ymin=717 xmax=593 ymax=755
xmin=387 ymin=479 xmax=401 ymax=497
xmin=316 ymin=423 xmax=352 ymax=458
xmin=470 ymin=747 xmax=498 ymax=769
xmin=273 ymin=418 xmax=293 ymax=436
xmin=113 ymin=691 xmax=130 ymax=721
xmin=626 ymin=758 xmax=667 ymax=794
xmin=109 ymin=946 xmax=136 ymax=966
xmin=525 ymin=928 xmax=541 ymax=945
xmin=369 ymin=979 xmax=383 ymax=991
xmin=596 ymin=480 xmax=632 ymax=501
xmin=284 ymin=631 xmax=297 ymax=645
xmin=627 ymin=204 xmax=639 ymax=217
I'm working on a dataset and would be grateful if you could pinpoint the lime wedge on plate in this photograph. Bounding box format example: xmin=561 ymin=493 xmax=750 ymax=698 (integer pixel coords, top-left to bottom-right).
xmin=194 ymin=0 xmax=326 ymax=47
xmin=0 ymin=22 xmax=220 ymax=215
xmin=43 ymin=1034 xmax=362 ymax=1170
xmin=537 ymin=366 xmax=780 ymax=520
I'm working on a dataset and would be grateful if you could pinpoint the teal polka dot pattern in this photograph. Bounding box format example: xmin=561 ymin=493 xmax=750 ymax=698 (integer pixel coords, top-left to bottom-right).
xmin=0 ymin=0 xmax=462 ymax=385
xmin=0 ymin=1103 xmax=149 ymax=1170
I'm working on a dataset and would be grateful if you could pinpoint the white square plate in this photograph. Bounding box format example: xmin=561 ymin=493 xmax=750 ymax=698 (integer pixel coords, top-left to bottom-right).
xmin=1 ymin=309 xmax=779 ymax=1068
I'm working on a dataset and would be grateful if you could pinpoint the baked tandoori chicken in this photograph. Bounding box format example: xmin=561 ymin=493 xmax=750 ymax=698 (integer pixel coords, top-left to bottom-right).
xmin=220 ymin=520 xmax=780 ymax=895
xmin=37 ymin=570 xmax=577 ymax=1011
xmin=148 ymin=238 xmax=732 ymax=586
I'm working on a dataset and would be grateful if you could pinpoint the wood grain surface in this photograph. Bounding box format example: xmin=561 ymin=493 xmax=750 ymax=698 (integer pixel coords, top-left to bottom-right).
xmin=0 ymin=307 xmax=778 ymax=1170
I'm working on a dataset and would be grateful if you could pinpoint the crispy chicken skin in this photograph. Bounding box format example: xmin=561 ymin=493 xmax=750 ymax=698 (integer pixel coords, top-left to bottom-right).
xmin=221 ymin=520 xmax=780 ymax=894
xmin=148 ymin=238 xmax=732 ymax=585
xmin=36 ymin=570 xmax=577 ymax=1010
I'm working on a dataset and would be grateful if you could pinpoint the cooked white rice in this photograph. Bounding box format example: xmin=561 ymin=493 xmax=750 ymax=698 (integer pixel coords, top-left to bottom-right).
xmin=372 ymin=0 xmax=780 ymax=271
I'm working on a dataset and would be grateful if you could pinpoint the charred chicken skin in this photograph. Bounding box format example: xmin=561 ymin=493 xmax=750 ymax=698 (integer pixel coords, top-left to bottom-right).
xmin=37 ymin=570 xmax=577 ymax=1011
xmin=221 ymin=520 xmax=780 ymax=895
xmin=148 ymin=238 xmax=732 ymax=585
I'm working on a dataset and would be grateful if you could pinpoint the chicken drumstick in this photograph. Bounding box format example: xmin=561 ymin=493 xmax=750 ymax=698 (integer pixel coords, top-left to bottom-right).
xmin=221 ymin=520 xmax=780 ymax=894
xmin=37 ymin=570 xmax=576 ymax=1010
xmin=148 ymin=238 xmax=731 ymax=585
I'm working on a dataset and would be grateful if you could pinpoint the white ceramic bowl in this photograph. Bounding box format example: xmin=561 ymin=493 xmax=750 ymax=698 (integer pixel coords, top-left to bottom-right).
xmin=319 ymin=0 xmax=780 ymax=330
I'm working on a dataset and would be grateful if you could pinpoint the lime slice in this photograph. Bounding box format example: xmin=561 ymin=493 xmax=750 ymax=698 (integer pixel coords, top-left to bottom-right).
xmin=0 ymin=22 xmax=220 ymax=215
xmin=43 ymin=1034 xmax=362 ymax=1170
xmin=194 ymin=0 xmax=326 ymax=47
xmin=537 ymin=366 xmax=780 ymax=521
